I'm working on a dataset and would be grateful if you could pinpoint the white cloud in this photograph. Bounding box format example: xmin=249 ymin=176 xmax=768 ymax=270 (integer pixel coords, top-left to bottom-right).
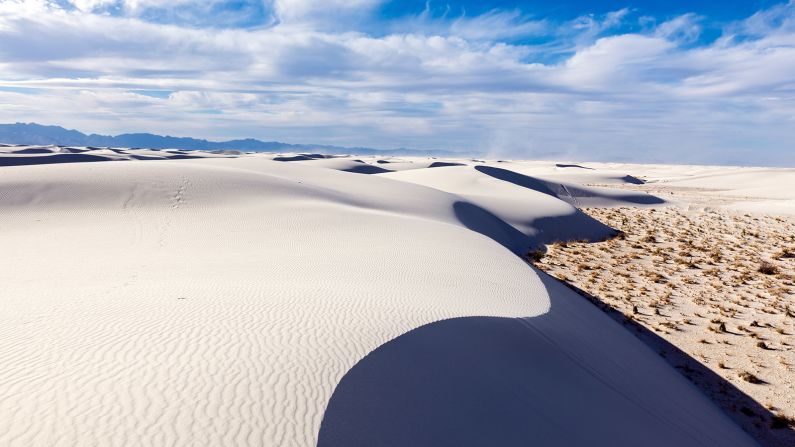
xmin=390 ymin=7 xmax=548 ymax=42
xmin=560 ymin=35 xmax=674 ymax=89
xmin=0 ymin=0 xmax=794 ymax=165
xmin=567 ymin=8 xmax=630 ymax=43
xmin=654 ymin=13 xmax=702 ymax=43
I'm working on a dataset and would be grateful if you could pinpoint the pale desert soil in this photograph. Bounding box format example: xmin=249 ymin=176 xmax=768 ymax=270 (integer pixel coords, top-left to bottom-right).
xmin=533 ymin=206 xmax=795 ymax=446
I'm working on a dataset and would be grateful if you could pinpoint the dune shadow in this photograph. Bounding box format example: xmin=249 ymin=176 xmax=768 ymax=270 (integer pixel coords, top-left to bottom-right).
xmin=556 ymin=163 xmax=594 ymax=170
xmin=548 ymin=276 xmax=795 ymax=446
xmin=0 ymin=153 xmax=112 ymax=167
xmin=341 ymin=165 xmax=392 ymax=174
xmin=61 ymin=147 xmax=91 ymax=153
xmin=318 ymin=274 xmax=763 ymax=447
xmin=130 ymin=154 xmax=167 ymax=160
xmin=476 ymin=165 xmax=561 ymax=196
xmin=620 ymin=175 xmax=645 ymax=185
xmin=474 ymin=165 xmax=663 ymax=205
xmin=428 ymin=161 xmax=466 ymax=168
xmin=274 ymin=155 xmax=313 ymax=162
xmin=317 ymin=316 xmax=606 ymax=447
xmin=526 ymin=213 xmax=618 ymax=247
xmin=274 ymin=153 xmax=338 ymax=162
xmin=165 ymin=154 xmax=202 ymax=160
xmin=11 ymin=148 xmax=54 ymax=154
xmin=316 ymin=317 xmax=738 ymax=447
xmin=454 ymin=200 xmax=620 ymax=251
xmin=452 ymin=201 xmax=529 ymax=254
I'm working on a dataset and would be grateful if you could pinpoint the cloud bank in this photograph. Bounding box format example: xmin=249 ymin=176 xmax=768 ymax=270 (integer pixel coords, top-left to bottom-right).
xmin=0 ymin=0 xmax=794 ymax=165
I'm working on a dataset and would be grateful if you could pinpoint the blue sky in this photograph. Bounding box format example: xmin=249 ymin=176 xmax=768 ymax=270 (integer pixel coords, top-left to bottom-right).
xmin=0 ymin=0 xmax=794 ymax=165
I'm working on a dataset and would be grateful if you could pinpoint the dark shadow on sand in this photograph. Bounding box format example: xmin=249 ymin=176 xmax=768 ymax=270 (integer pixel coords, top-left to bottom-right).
xmin=428 ymin=161 xmax=466 ymax=168
xmin=11 ymin=148 xmax=54 ymax=154
xmin=273 ymin=153 xmax=338 ymax=162
xmin=549 ymin=275 xmax=795 ymax=446
xmin=165 ymin=154 xmax=202 ymax=160
xmin=317 ymin=272 xmax=764 ymax=447
xmin=0 ymin=153 xmax=112 ymax=166
xmin=452 ymin=201 xmax=530 ymax=254
xmin=341 ymin=165 xmax=392 ymax=174
xmin=555 ymin=163 xmax=594 ymax=170
xmin=475 ymin=165 xmax=663 ymax=205
xmin=454 ymin=200 xmax=618 ymax=251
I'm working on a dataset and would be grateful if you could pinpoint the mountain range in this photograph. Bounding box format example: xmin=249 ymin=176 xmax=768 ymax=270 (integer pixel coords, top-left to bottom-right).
xmin=0 ymin=123 xmax=459 ymax=156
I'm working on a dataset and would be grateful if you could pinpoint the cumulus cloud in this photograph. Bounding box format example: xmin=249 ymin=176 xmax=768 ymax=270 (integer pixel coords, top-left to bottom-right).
xmin=0 ymin=0 xmax=793 ymax=165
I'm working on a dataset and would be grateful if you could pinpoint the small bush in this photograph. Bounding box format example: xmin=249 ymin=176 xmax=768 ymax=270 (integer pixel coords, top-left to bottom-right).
xmin=554 ymin=272 xmax=570 ymax=282
xmin=771 ymin=414 xmax=795 ymax=429
xmin=526 ymin=249 xmax=545 ymax=263
xmin=758 ymin=261 xmax=779 ymax=275
xmin=738 ymin=371 xmax=765 ymax=384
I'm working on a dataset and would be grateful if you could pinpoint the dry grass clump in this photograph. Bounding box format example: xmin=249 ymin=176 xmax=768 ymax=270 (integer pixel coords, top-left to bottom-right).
xmin=738 ymin=371 xmax=766 ymax=384
xmin=771 ymin=414 xmax=795 ymax=429
xmin=554 ymin=272 xmax=570 ymax=282
xmin=641 ymin=234 xmax=657 ymax=243
xmin=759 ymin=261 xmax=779 ymax=275
xmin=526 ymin=248 xmax=545 ymax=263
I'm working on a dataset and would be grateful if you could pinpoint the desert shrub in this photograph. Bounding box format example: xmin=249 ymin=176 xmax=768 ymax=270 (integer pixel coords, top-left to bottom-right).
xmin=738 ymin=371 xmax=765 ymax=384
xmin=642 ymin=234 xmax=657 ymax=243
xmin=526 ymin=249 xmax=545 ymax=263
xmin=771 ymin=414 xmax=795 ymax=429
xmin=758 ymin=261 xmax=779 ymax=275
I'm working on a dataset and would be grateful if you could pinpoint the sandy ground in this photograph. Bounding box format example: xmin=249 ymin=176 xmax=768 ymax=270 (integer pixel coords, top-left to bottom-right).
xmin=533 ymin=206 xmax=795 ymax=446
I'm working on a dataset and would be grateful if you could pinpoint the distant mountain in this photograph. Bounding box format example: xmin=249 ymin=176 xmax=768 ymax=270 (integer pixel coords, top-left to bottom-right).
xmin=0 ymin=123 xmax=459 ymax=156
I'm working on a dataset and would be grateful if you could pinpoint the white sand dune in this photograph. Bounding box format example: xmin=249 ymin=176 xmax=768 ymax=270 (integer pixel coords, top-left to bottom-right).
xmin=380 ymin=164 xmax=619 ymax=247
xmin=0 ymin=152 xmax=758 ymax=446
xmin=650 ymin=167 xmax=795 ymax=214
xmin=272 ymin=156 xmax=394 ymax=174
xmin=549 ymin=161 xmax=795 ymax=215
xmin=480 ymin=160 xmax=647 ymax=186
xmin=272 ymin=154 xmax=468 ymax=172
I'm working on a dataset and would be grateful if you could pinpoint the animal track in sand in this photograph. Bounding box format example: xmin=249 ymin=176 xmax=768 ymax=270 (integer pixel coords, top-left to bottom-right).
xmin=172 ymin=176 xmax=189 ymax=210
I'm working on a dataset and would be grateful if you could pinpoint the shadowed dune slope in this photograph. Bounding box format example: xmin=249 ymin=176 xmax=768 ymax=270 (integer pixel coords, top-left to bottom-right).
xmin=382 ymin=165 xmax=622 ymax=247
xmin=272 ymin=156 xmax=394 ymax=174
xmin=318 ymin=274 xmax=756 ymax=447
xmin=474 ymin=165 xmax=663 ymax=206
xmin=0 ymin=153 xmax=113 ymax=166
